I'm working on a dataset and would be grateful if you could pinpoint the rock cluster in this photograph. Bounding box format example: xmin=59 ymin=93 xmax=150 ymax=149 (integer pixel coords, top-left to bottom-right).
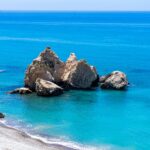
xmin=24 ymin=48 xmax=98 ymax=92
xmin=10 ymin=47 xmax=99 ymax=96
xmin=9 ymin=47 xmax=129 ymax=97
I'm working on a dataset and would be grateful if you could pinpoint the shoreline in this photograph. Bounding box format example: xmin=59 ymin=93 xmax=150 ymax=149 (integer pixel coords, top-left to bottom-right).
xmin=0 ymin=120 xmax=75 ymax=150
xmin=0 ymin=118 xmax=103 ymax=150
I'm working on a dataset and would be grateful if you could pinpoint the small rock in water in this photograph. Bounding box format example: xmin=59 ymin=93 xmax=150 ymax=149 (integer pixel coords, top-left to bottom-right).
xmin=99 ymin=71 xmax=128 ymax=90
xmin=36 ymin=78 xmax=63 ymax=97
xmin=9 ymin=87 xmax=32 ymax=94
xmin=0 ymin=113 xmax=5 ymax=119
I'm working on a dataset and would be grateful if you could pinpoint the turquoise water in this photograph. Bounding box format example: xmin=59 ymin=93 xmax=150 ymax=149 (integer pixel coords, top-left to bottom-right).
xmin=0 ymin=12 xmax=150 ymax=150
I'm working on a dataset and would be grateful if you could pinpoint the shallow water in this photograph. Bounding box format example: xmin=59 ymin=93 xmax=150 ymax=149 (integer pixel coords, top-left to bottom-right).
xmin=0 ymin=12 xmax=150 ymax=150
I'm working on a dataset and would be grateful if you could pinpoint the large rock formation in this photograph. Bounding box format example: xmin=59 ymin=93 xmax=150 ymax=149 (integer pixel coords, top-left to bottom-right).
xmin=9 ymin=87 xmax=32 ymax=94
xmin=36 ymin=78 xmax=63 ymax=96
xmin=24 ymin=47 xmax=65 ymax=91
xmin=9 ymin=47 xmax=129 ymax=97
xmin=100 ymin=71 xmax=128 ymax=90
xmin=25 ymin=48 xmax=99 ymax=90
xmin=61 ymin=53 xmax=98 ymax=89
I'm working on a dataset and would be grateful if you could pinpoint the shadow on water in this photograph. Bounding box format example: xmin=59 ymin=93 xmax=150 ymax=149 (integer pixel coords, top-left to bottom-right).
xmin=19 ymin=89 xmax=99 ymax=111
xmin=99 ymin=88 xmax=128 ymax=105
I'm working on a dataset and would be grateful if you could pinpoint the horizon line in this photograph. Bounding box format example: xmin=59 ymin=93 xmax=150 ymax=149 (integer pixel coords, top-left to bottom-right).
xmin=0 ymin=10 xmax=150 ymax=13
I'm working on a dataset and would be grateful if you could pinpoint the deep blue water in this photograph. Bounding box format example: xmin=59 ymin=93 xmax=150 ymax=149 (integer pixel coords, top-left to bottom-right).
xmin=0 ymin=12 xmax=150 ymax=150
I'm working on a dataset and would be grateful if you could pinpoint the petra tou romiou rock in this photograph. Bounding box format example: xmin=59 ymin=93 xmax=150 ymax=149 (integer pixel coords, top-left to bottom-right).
xmin=24 ymin=47 xmax=99 ymax=91
xmin=99 ymin=71 xmax=128 ymax=90
xmin=9 ymin=47 xmax=129 ymax=97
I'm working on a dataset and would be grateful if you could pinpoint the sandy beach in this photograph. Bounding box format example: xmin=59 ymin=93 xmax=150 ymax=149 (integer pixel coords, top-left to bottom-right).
xmin=0 ymin=123 xmax=70 ymax=150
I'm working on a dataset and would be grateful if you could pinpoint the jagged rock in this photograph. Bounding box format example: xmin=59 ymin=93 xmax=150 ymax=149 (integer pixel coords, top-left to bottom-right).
xmin=100 ymin=71 xmax=128 ymax=90
xmin=36 ymin=78 xmax=63 ymax=97
xmin=61 ymin=53 xmax=99 ymax=89
xmin=9 ymin=87 xmax=32 ymax=94
xmin=0 ymin=113 xmax=5 ymax=118
xmin=25 ymin=48 xmax=99 ymax=91
xmin=24 ymin=47 xmax=65 ymax=91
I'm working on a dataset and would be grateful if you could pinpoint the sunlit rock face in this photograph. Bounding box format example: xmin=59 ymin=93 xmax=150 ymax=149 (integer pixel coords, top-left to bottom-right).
xmin=24 ymin=47 xmax=65 ymax=91
xmin=100 ymin=71 xmax=128 ymax=90
xmin=35 ymin=78 xmax=63 ymax=97
xmin=61 ymin=53 xmax=98 ymax=89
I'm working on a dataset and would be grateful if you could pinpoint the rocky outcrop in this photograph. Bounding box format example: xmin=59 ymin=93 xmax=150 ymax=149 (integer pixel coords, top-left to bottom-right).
xmin=0 ymin=113 xmax=5 ymax=119
xmin=61 ymin=53 xmax=98 ymax=89
xmin=100 ymin=71 xmax=128 ymax=90
xmin=9 ymin=87 xmax=32 ymax=94
xmin=9 ymin=47 xmax=129 ymax=97
xmin=25 ymin=48 xmax=99 ymax=90
xmin=24 ymin=47 xmax=65 ymax=91
xmin=36 ymin=78 xmax=63 ymax=97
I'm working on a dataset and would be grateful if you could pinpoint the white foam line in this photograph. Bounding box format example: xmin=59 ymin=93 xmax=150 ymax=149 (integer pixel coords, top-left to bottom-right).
xmin=0 ymin=36 xmax=150 ymax=48
xmin=27 ymin=134 xmax=104 ymax=150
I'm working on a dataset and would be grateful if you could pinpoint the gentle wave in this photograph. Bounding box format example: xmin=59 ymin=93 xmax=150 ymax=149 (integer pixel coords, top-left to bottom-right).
xmin=0 ymin=36 xmax=150 ymax=48
xmin=0 ymin=119 xmax=131 ymax=150
xmin=0 ymin=69 xmax=6 ymax=73
xmin=0 ymin=21 xmax=150 ymax=27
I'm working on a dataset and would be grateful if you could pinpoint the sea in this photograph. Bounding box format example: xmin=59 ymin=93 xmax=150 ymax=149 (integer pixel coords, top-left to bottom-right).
xmin=0 ymin=11 xmax=150 ymax=150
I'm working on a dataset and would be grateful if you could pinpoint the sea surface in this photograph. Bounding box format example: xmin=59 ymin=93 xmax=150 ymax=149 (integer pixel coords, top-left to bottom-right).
xmin=0 ymin=11 xmax=150 ymax=150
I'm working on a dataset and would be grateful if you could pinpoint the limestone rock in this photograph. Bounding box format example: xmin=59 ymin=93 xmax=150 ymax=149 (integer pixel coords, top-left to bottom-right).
xmin=9 ymin=87 xmax=32 ymax=94
xmin=36 ymin=78 xmax=63 ymax=97
xmin=100 ymin=71 xmax=128 ymax=90
xmin=24 ymin=47 xmax=65 ymax=91
xmin=61 ymin=53 xmax=99 ymax=89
